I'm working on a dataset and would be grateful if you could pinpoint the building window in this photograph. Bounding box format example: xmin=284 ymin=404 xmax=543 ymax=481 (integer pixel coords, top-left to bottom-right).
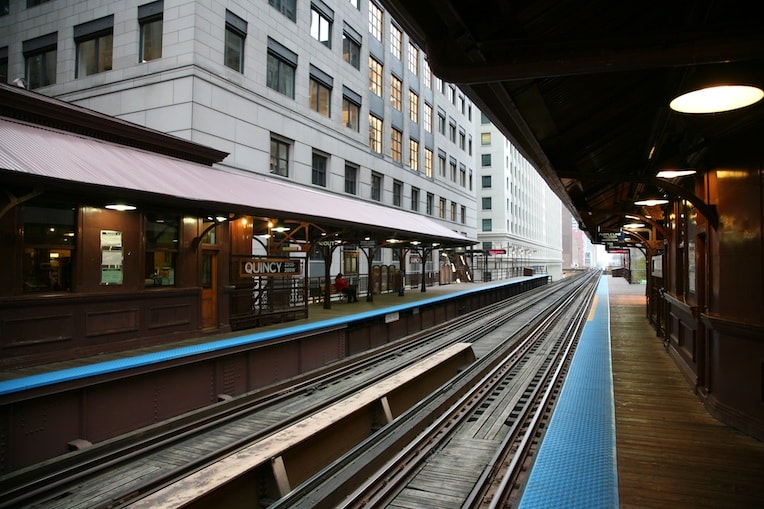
xmin=310 ymin=2 xmax=333 ymax=48
xmin=391 ymin=75 xmax=402 ymax=110
xmin=424 ymin=148 xmax=433 ymax=177
xmin=461 ymin=205 xmax=466 ymax=224
xmin=312 ymin=152 xmax=327 ymax=187
xmin=22 ymin=203 xmax=75 ymax=292
xmin=459 ymin=130 xmax=466 ymax=150
xmin=407 ymin=42 xmax=418 ymax=75
xmin=439 ymin=197 xmax=446 ymax=219
xmin=409 ymin=138 xmax=419 ymax=170
xmin=224 ymin=10 xmax=246 ymax=72
xmin=369 ymin=57 xmax=383 ymax=96
xmin=23 ymin=33 xmax=57 ymax=89
xmin=267 ymin=38 xmax=297 ymax=98
xmin=438 ymin=153 xmax=446 ymax=177
xmin=426 ymin=193 xmax=434 ymax=215
xmin=481 ymin=132 xmax=491 ymax=145
xmin=449 ymin=159 xmax=457 ymax=182
xmin=482 ymin=175 xmax=492 ymax=188
xmin=409 ymin=90 xmax=418 ymax=122
xmin=309 ymin=65 xmax=332 ymax=117
xmin=342 ymin=88 xmax=361 ymax=131
xmin=450 ymin=202 xmax=457 ymax=221
xmin=390 ymin=24 xmax=402 ymax=59
xmin=481 ymin=112 xmax=490 ymax=124
xmin=391 ymin=128 xmax=402 ymax=162
xmin=345 ymin=163 xmax=358 ymax=194
xmin=423 ymin=103 xmax=432 ymax=133
xmin=145 ymin=214 xmax=178 ymax=287
xmin=139 ymin=1 xmax=163 ymax=62
xmin=448 ymin=85 xmax=455 ymax=104
xmin=482 ymin=218 xmax=492 ymax=231
xmin=393 ymin=180 xmax=402 ymax=206
xmin=270 ymin=137 xmax=290 ymax=176
xmin=437 ymin=113 xmax=446 ymax=135
xmin=369 ymin=114 xmax=383 ymax=153
xmin=348 ymin=0 xmax=358 ymax=8
xmin=423 ymin=59 xmax=431 ymax=88
xmin=269 ymin=0 xmax=296 ymax=21
xmin=342 ymin=28 xmax=361 ymax=69
xmin=459 ymin=165 xmax=466 ymax=186
xmin=482 ymin=197 xmax=492 ymax=210
xmin=481 ymin=153 xmax=492 ymax=167
xmin=448 ymin=121 xmax=456 ymax=143
xmin=74 ymin=16 xmax=113 ymax=78
xmin=369 ymin=1 xmax=383 ymax=41
xmin=371 ymin=172 xmax=382 ymax=201
xmin=411 ymin=187 xmax=420 ymax=211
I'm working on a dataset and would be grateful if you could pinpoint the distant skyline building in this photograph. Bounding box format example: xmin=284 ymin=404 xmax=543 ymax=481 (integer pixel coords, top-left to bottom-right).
xmin=475 ymin=114 xmax=563 ymax=280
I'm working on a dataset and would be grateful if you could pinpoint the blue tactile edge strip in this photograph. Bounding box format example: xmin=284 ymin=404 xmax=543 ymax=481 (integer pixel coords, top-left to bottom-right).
xmin=0 ymin=276 xmax=545 ymax=396
xmin=518 ymin=276 xmax=619 ymax=509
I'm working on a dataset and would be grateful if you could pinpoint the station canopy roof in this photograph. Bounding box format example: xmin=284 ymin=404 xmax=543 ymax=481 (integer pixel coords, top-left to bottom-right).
xmin=380 ymin=0 xmax=764 ymax=240
xmin=0 ymin=84 xmax=473 ymax=251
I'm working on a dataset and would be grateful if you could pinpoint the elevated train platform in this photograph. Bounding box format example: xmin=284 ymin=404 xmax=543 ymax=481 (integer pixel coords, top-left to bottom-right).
xmin=519 ymin=276 xmax=764 ymax=509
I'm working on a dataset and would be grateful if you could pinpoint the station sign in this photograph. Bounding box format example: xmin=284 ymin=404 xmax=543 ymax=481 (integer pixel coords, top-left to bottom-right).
xmin=240 ymin=258 xmax=301 ymax=277
xmin=487 ymin=249 xmax=506 ymax=255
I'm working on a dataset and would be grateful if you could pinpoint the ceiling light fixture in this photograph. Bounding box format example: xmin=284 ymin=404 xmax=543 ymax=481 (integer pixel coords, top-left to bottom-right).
xmin=105 ymin=203 xmax=136 ymax=211
xmin=670 ymin=85 xmax=763 ymax=114
xmin=635 ymin=198 xmax=669 ymax=206
xmin=656 ymin=169 xmax=697 ymax=178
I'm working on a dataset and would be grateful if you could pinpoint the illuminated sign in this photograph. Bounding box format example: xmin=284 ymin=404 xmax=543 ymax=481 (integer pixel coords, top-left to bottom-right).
xmin=240 ymin=258 xmax=301 ymax=277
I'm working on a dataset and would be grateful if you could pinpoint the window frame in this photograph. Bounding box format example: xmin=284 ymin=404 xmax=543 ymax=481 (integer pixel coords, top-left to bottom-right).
xmin=312 ymin=151 xmax=328 ymax=187
xmin=138 ymin=0 xmax=163 ymax=63
xmin=371 ymin=172 xmax=383 ymax=201
xmin=369 ymin=114 xmax=383 ymax=153
xmin=345 ymin=163 xmax=358 ymax=195
xmin=369 ymin=56 xmax=383 ymax=96
xmin=270 ymin=136 xmax=290 ymax=177
xmin=224 ymin=10 xmax=247 ymax=73
xmin=23 ymin=33 xmax=57 ymax=89
xmin=391 ymin=127 xmax=403 ymax=163
xmin=310 ymin=2 xmax=333 ymax=48
xmin=342 ymin=26 xmax=361 ymax=69
xmin=266 ymin=38 xmax=297 ymax=98
xmin=74 ymin=16 xmax=114 ymax=78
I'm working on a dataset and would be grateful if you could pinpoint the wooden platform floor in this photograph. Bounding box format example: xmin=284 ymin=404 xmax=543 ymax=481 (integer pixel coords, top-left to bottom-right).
xmin=609 ymin=276 xmax=764 ymax=509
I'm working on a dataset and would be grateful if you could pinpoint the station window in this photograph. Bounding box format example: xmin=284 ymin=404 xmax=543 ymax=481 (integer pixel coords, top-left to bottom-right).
xmin=482 ymin=153 xmax=492 ymax=167
xmin=424 ymin=148 xmax=433 ymax=177
xmin=411 ymin=186 xmax=420 ymax=211
xmin=451 ymin=202 xmax=457 ymax=221
xmin=482 ymin=218 xmax=492 ymax=231
xmin=407 ymin=42 xmax=418 ymax=75
xmin=481 ymin=132 xmax=491 ymax=145
xmin=145 ymin=214 xmax=178 ymax=286
xmin=482 ymin=197 xmax=492 ymax=210
xmin=482 ymin=175 xmax=492 ymax=188
xmin=74 ymin=16 xmax=113 ymax=78
xmin=423 ymin=103 xmax=432 ymax=133
xmin=439 ymin=197 xmax=446 ymax=219
xmin=409 ymin=90 xmax=418 ymax=123
xmin=426 ymin=192 xmax=434 ymax=215
xmin=22 ymin=204 xmax=75 ymax=292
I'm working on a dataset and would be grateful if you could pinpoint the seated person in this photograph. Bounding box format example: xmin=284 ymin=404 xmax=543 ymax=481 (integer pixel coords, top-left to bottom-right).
xmin=334 ymin=273 xmax=358 ymax=302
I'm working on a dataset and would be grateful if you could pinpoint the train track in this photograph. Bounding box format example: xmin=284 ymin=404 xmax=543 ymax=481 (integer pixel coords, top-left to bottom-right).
xmin=271 ymin=269 xmax=600 ymax=508
xmin=0 ymin=272 xmax=597 ymax=508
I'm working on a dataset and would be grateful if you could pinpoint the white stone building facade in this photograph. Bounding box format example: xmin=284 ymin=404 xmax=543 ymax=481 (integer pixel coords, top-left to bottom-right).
xmin=476 ymin=114 xmax=563 ymax=280
xmin=0 ymin=0 xmax=478 ymax=277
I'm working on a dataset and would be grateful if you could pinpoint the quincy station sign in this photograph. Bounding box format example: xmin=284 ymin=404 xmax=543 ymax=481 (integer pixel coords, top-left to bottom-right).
xmin=239 ymin=258 xmax=301 ymax=277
